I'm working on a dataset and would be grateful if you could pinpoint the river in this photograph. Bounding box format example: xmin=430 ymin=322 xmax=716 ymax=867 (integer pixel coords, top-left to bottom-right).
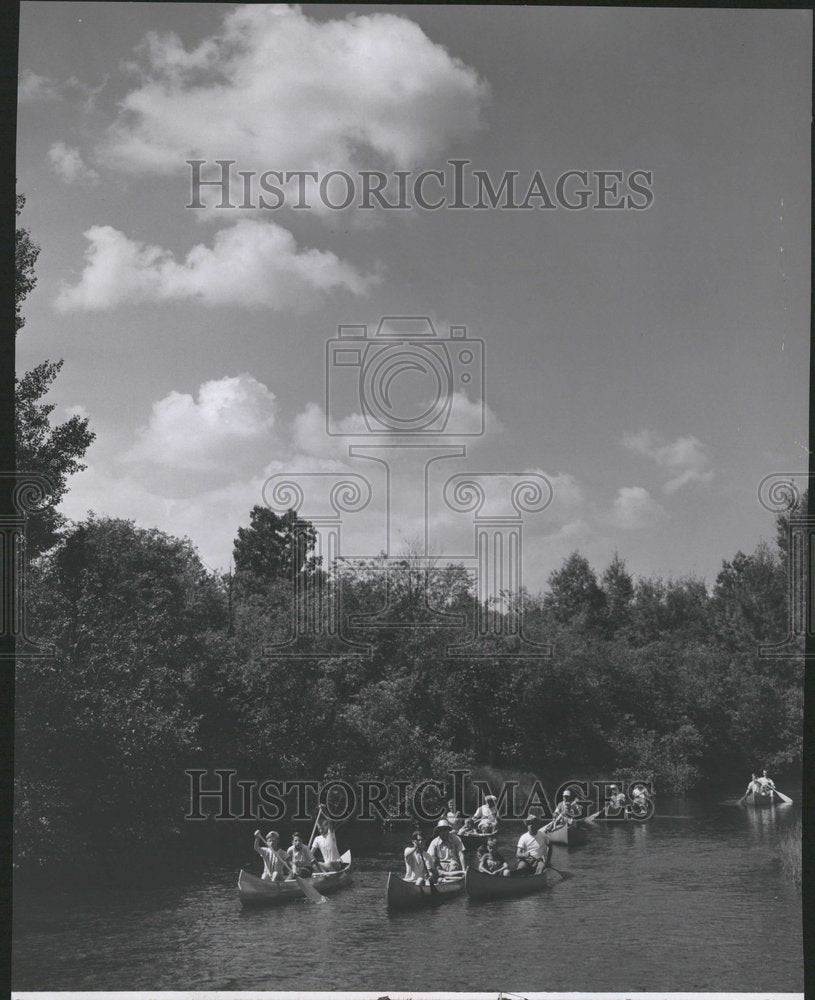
xmin=12 ymin=794 xmax=802 ymax=993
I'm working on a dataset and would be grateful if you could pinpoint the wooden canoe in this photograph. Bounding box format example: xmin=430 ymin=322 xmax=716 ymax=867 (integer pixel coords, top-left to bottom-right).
xmin=459 ymin=831 xmax=493 ymax=850
xmin=386 ymin=872 xmax=465 ymax=910
xmin=238 ymin=850 xmax=352 ymax=906
xmin=745 ymin=788 xmax=776 ymax=807
xmin=465 ymin=864 xmax=559 ymax=900
xmin=545 ymin=822 xmax=588 ymax=845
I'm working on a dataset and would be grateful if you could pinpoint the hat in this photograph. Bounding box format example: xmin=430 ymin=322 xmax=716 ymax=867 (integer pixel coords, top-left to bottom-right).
xmin=434 ymin=819 xmax=453 ymax=830
xmin=524 ymin=814 xmax=540 ymax=823
xmin=485 ymin=795 xmax=497 ymax=803
xmin=563 ymin=789 xmax=573 ymax=797
xmin=610 ymin=785 xmax=618 ymax=791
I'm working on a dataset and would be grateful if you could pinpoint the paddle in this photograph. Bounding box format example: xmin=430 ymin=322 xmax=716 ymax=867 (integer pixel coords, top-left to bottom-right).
xmin=584 ymin=805 xmax=608 ymax=823
xmin=774 ymin=789 xmax=794 ymax=805
xmin=272 ymin=847 xmax=327 ymax=905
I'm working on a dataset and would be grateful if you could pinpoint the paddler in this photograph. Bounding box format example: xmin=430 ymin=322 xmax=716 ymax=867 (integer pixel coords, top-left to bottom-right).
xmin=253 ymin=829 xmax=286 ymax=882
xmin=608 ymin=785 xmax=627 ymax=814
xmin=516 ymin=814 xmax=551 ymax=875
xmin=427 ymin=819 xmax=466 ymax=875
xmin=745 ymin=773 xmax=759 ymax=795
xmin=472 ymin=794 xmax=499 ymax=833
xmin=757 ymin=769 xmax=776 ymax=793
xmin=310 ymin=815 xmax=343 ymax=872
xmin=403 ymin=830 xmax=438 ymax=885
xmin=544 ymin=788 xmax=578 ymax=832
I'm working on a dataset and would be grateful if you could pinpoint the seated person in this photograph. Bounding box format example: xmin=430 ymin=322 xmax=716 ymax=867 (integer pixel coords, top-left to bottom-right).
xmin=310 ymin=815 xmax=343 ymax=872
xmin=403 ymin=830 xmax=438 ymax=885
xmin=460 ymin=816 xmax=478 ymax=835
xmin=478 ymin=836 xmax=509 ymax=877
xmin=516 ymin=815 xmax=550 ymax=875
xmin=286 ymin=831 xmax=316 ymax=877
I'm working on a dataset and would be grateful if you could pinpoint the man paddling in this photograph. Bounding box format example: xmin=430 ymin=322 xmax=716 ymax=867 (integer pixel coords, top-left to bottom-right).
xmin=745 ymin=773 xmax=759 ymax=796
xmin=311 ymin=815 xmax=343 ymax=872
xmin=253 ymin=829 xmax=286 ymax=882
xmin=756 ymin=769 xmax=777 ymax=794
xmin=403 ymin=830 xmax=439 ymax=885
xmin=516 ymin=815 xmax=551 ymax=875
xmin=543 ymin=789 xmax=578 ymax=833
xmin=428 ymin=819 xmax=466 ymax=875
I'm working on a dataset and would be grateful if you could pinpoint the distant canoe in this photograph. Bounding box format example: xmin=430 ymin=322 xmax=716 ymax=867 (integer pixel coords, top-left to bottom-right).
xmin=745 ymin=788 xmax=776 ymax=808
xmin=386 ymin=872 xmax=464 ymax=911
xmin=238 ymin=850 xmax=352 ymax=906
xmin=545 ymin=822 xmax=589 ymax=846
xmin=465 ymin=865 xmax=559 ymax=901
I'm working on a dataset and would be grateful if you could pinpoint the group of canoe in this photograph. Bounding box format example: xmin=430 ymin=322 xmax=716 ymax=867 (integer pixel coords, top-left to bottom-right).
xmin=237 ymin=772 xmax=793 ymax=909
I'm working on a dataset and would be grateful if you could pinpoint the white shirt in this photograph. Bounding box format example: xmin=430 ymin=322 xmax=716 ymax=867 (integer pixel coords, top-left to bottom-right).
xmin=404 ymin=846 xmax=435 ymax=882
xmin=517 ymin=830 xmax=549 ymax=860
xmin=473 ymin=804 xmax=497 ymax=824
xmin=428 ymin=833 xmax=465 ymax=866
xmin=312 ymin=830 xmax=341 ymax=863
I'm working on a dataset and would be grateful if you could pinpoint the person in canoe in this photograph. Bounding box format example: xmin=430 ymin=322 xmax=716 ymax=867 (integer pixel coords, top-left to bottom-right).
xmin=428 ymin=819 xmax=466 ymax=875
xmin=629 ymin=783 xmax=653 ymax=817
xmin=403 ymin=830 xmax=439 ymax=885
xmin=756 ymin=769 xmax=777 ymax=793
xmin=472 ymin=794 xmax=499 ymax=833
xmin=745 ymin=773 xmax=759 ymax=796
xmin=310 ymin=815 xmax=343 ymax=872
xmin=459 ymin=816 xmax=478 ymax=835
xmin=607 ymin=785 xmax=628 ymax=815
xmin=446 ymin=800 xmax=462 ymax=827
xmin=253 ymin=829 xmax=287 ymax=882
xmin=543 ymin=789 xmax=578 ymax=833
xmin=478 ymin=836 xmax=510 ymax=877
xmin=516 ymin=815 xmax=551 ymax=875
xmin=286 ymin=831 xmax=316 ymax=877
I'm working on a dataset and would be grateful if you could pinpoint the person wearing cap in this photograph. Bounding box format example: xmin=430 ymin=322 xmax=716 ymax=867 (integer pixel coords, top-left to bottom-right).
xmin=403 ymin=830 xmax=439 ymax=885
xmin=516 ymin=815 xmax=551 ymax=875
xmin=543 ymin=789 xmax=578 ymax=833
xmin=428 ymin=819 xmax=466 ymax=875
xmin=472 ymin=794 xmax=499 ymax=833
xmin=253 ymin=829 xmax=287 ymax=881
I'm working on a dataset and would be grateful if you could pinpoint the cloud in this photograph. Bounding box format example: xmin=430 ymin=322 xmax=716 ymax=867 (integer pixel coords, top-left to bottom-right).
xmin=608 ymin=486 xmax=666 ymax=530
xmin=101 ymin=5 xmax=488 ymax=174
xmin=622 ymin=429 xmax=714 ymax=493
xmin=47 ymin=142 xmax=99 ymax=184
xmin=18 ymin=70 xmax=62 ymax=103
xmin=55 ymin=219 xmax=377 ymax=311
xmin=124 ymin=374 xmax=279 ymax=475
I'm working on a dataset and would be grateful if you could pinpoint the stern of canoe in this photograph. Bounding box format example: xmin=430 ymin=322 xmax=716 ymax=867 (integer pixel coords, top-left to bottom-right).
xmin=386 ymin=872 xmax=464 ymax=910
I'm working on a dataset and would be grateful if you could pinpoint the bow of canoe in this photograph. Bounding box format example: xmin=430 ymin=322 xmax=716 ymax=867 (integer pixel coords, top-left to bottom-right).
xmin=238 ymin=850 xmax=352 ymax=906
xmin=745 ymin=789 xmax=776 ymax=807
xmin=386 ymin=872 xmax=465 ymax=910
xmin=546 ymin=822 xmax=589 ymax=846
xmin=465 ymin=865 xmax=559 ymax=900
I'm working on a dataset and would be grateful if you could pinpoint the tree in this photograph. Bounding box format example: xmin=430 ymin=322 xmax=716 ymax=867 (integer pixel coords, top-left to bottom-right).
xmin=15 ymin=194 xmax=94 ymax=555
xmin=232 ymin=506 xmax=321 ymax=585
xmin=544 ymin=551 xmax=606 ymax=628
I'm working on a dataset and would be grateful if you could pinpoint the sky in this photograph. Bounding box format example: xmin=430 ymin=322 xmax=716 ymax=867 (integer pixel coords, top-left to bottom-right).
xmin=15 ymin=3 xmax=812 ymax=592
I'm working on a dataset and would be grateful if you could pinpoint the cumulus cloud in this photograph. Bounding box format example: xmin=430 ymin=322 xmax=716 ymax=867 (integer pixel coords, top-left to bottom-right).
xmin=101 ymin=4 xmax=488 ymax=174
xmin=608 ymin=486 xmax=666 ymax=530
xmin=124 ymin=374 xmax=279 ymax=474
xmin=55 ymin=219 xmax=376 ymax=311
xmin=622 ymin=429 xmax=713 ymax=493
xmin=47 ymin=142 xmax=99 ymax=184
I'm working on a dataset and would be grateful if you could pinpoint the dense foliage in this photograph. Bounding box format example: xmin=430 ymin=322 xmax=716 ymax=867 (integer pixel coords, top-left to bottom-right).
xmin=15 ymin=497 xmax=804 ymax=868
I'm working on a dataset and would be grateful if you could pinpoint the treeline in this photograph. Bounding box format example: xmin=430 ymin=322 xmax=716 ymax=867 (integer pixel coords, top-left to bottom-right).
xmin=14 ymin=499 xmax=804 ymax=868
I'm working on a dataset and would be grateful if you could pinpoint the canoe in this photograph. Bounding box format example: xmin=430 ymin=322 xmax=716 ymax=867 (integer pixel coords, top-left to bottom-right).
xmin=465 ymin=864 xmax=559 ymax=901
xmin=545 ymin=822 xmax=588 ymax=845
xmin=238 ymin=850 xmax=352 ymax=906
xmin=746 ymin=788 xmax=776 ymax=808
xmin=459 ymin=831 xmax=493 ymax=850
xmin=386 ymin=872 xmax=465 ymax=910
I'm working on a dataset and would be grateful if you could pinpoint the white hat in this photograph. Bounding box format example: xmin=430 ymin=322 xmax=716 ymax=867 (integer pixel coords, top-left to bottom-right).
xmin=434 ymin=819 xmax=453 ymax=830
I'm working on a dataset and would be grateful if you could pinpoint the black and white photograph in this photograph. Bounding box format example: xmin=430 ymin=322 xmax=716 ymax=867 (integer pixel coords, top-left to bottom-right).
xmin=7 ymin=3 xmax=809 ymax=997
